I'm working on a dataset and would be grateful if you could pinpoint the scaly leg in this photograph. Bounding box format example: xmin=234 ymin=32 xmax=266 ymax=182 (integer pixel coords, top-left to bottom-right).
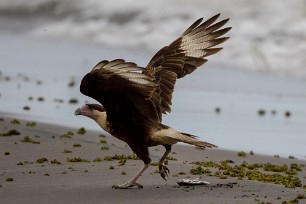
xmin=112 ymin=163 xmax=150 ymax=189
xmin=159 ymin=145 xmax=172 ymax=180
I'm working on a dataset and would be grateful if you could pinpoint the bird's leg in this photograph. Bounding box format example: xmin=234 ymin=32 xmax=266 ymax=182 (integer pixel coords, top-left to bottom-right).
xmin=159 ymin=145 xmax=172 ymax=180
xmin=112 ymin=163 xmax=150 ymax=189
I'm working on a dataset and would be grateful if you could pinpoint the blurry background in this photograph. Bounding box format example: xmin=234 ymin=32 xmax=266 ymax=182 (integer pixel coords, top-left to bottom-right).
xmin=1 ymin=0 xmax=306 ymax=76
xmin=1 ymin=0 xmax=306 ymax=158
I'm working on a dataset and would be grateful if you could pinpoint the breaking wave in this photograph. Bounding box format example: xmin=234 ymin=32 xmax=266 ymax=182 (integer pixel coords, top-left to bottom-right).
xmin=1 ymin=0 xmax=306 ymax=78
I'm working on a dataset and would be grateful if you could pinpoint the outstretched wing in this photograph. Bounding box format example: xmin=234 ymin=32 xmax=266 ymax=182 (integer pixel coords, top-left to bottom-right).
xmin=80 ymin=14 xmax=230 ymax=124
xmin=145 ymin=14 xmax=231 ymax=114
xmin=80 ymin=59 xmax=162 ymax=123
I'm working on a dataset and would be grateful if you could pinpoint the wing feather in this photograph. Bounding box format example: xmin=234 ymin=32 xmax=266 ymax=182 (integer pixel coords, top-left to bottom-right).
xmin=81 ymin=59 xmax=161 ymax=123
xmin=145 ymin=14 xmax=230 ymax=114
xmin=81 ymin=14 xmax=230 ymax=124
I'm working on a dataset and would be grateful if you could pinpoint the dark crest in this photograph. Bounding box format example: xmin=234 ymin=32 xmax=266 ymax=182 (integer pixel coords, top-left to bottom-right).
xmin=87 ymin=104 xmax=106 ymax=112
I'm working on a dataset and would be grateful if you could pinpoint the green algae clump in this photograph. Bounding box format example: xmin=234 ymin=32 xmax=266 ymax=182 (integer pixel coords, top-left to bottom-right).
xmin=0 ymin=129 xmax=20 ymax=136
xmin=77 ymin=127 xmax=86 ymax=135
xmin=66 ymin=157 xmax=89 ymax=162
xmin=189 ymin=160 xmax=305 ymax=188
xmin=21 ymin=136 xmax=40 ymax=144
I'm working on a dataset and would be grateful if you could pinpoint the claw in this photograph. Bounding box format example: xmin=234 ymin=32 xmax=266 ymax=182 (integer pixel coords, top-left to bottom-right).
xmin=112 ymin=163 xmax=149 ymax=189
xmin=159 ymin=164 xmax=170 ymax=180
xmin=112 ymin=181 xmax=143 ymax=189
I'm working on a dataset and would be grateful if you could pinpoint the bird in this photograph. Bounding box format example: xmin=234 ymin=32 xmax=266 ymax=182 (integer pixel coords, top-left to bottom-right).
xmin=75 ymin=13 xmax=231 ymax=189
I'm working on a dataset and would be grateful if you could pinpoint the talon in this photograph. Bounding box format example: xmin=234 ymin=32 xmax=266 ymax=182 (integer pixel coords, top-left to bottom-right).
xmin=165 ymin=166 xmax=170 ymax=174
xmin=159 ymin=164 xmax=170 ymax=180
xmin=135 ymin=183 xmax=143 ymax=188
xmin=161 ymin=172 xmax=167 ymax=181
xmin=112 ymin=185 xmax=119 ymax=189
xmin=112 ymin=182 xmax=143 ymax=189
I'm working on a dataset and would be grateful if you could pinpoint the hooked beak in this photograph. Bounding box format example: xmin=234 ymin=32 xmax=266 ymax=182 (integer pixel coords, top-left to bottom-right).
xmin=74 ymin=108 xmax=82 ymax=116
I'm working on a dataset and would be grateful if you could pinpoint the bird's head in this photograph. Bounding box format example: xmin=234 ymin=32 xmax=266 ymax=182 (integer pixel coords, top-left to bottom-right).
xmin=74 ymin=104 xmax=106 ymax=121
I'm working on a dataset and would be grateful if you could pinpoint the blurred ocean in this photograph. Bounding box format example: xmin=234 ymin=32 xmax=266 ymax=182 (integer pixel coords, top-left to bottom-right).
xmin=1 ymin=0 xmax=306 ymax=77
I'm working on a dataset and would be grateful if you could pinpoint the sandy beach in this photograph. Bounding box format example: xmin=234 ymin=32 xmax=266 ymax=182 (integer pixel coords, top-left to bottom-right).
xmin=0 ymin=32 xmax=306 ymax=204
xmin=1 ymin=115 xmax=306 ymax=204
xmin=1 ymin=1 xmax=306 ymax=203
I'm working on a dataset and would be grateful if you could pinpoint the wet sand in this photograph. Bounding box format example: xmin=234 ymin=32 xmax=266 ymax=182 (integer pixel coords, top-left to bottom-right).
xmin=1 ymin=115 xmax=305 ymax=204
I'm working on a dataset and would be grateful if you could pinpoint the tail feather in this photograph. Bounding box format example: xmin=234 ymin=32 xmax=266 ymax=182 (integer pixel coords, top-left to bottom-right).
xmin=176 ymin=132 xmax=218 ymax=148
xmin=152 ymin=126 xmax=218 ymax=148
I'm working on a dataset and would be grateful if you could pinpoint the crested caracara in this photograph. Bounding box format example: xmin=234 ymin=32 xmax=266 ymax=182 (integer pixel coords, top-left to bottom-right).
xmin=75 ymin=14 xmax=231 ymax=189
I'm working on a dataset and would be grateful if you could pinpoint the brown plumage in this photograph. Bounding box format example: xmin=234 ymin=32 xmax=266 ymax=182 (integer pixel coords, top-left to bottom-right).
xmin=75 ymin=14 xmax=231 ymax=189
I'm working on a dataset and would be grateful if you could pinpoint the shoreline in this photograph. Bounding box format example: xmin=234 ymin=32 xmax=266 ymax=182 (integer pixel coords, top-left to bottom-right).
xmin=1 ymin=115 xmax=306 ymax=203
xmin=1 ymin=32 xmax=306 ymax=159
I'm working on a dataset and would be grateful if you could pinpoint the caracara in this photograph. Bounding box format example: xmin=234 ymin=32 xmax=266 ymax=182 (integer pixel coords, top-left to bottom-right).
xmin=75 ymin=14 xmax=230 ymax=189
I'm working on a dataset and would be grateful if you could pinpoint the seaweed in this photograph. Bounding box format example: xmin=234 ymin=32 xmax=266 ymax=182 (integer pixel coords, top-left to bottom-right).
xmin=238 ymin=151 xmax=246 ymax=157
xmin=54 ymin=98 xmax=64 ymax=103
xmin=73 ymin=143 xmax=81 ymax=147
xmin=23 ymin=106 xmax=30 ymax=111
xmin=93 ymin=157 xmax=102 ymax=162
xmin=66 ymin=157 xmax=89 ymax=162
xmin=285 ymin=111 xmax=291 ymax=118
xmin=104 ymin=154 xmax=138 ymax=161
xmin=36 ymin=157 xmax=48 ymax=163
xmin=26 ymin=121 xmax=36 ymax=127
xmin=51 ymin=159 xmax=61 ymax=165
xmin=104 ymin=154 xmax=138 ymax=166
xmin=21 ymin=136 xmax=40 ymax=144
xmin=190 ymin=166 xmax=211 ymax=175
xmin=60 ymin=131 xmax=74 ymax=138
xmin=6 ymin=177 xmax=13 ymax=182
xmin=17 ymin=161 xmax=33 ymax=165
xmin=190 ymin=160 xmax=306 ymax=188
xmin=68 ymin=80 xmax=76 ymax=87
xmin=37 ymin=97 xmax=44 ymax=102
xmin=10 ymin=119 xmax=20 ymax=124
xmin=257 ymin=109 xmax=266 ymax=116
xmin=101 ymin=146 xmax=110 ymax=151
xmin=215 ymin=107 xmax=221 ymax=114
xmin=77 ymin=127 xmax=86 ymax=135
xmin=69 ymin=98 xmax=78 ymax=104
xmin=63 ymin=149 xmax=72 ymax=153
xmin=0 ymin=129 xmax=20 ymax=136
xmin=150 ymin=162 xmax=159 ymax=166
xmin=166 ymin=156 xmax=177 ymax=161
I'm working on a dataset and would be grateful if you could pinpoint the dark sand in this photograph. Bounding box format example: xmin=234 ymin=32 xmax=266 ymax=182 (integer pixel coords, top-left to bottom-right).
xmin=1 ymin=115 xmax=306 ymax=204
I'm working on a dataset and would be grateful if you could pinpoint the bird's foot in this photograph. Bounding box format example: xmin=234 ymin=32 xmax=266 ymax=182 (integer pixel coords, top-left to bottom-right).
xmin=112 ymin=181 xmax=143 ymax=189
xmin=159 ymin=164 xmax=170 ymax=180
